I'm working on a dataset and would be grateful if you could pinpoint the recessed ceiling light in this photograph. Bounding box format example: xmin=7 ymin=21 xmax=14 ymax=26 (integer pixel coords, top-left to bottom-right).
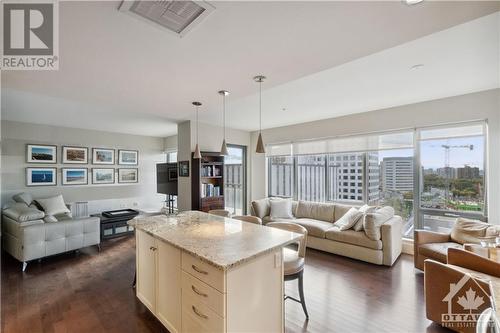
xmin=405 ymin=0 xmax=424 ymax=5
xmin=410 ymin=64 xmax=424 ymax=70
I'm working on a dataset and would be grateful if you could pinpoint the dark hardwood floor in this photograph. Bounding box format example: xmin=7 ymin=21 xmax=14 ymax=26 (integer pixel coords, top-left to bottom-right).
xmin=1 ymin=237 xmax=451 ymax=333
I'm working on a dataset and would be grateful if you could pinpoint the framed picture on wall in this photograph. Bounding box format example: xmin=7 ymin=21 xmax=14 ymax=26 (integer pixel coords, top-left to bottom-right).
xmin=62 ymin=146 xmax=88 ymax=164
xmin=26 ymin=144 xmax=57 ymax=163
xmin=62 ymin=168 xmax=88 ymax=185
xmin=92 ymin=148 xmax=115 ymax=165
xmin=92 ymin=168 xmax=115 ymax=184
xmin=26 ymin=168 xmax=57 ymax=186
xmin=118 ymin=150 xmax=138 ymax=165
xmin=178 ymin=161 xmax=189 ymax=177
xmin=118 ymin=168 xmax=138 ymax=183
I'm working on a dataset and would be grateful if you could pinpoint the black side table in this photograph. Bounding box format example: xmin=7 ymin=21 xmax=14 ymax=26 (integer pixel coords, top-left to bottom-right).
xmin=91 ymin=209 xmax=139 ymax=241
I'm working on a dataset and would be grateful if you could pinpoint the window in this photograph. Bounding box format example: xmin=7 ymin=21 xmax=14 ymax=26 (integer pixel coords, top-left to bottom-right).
xmin=268 ymin=156 xmax=294 ymax=198
xmin=166 ymin=151 xmax=177 ymax=163
xmin=297 ymin=155 xmax=325 ymax=202
xmin=417 ymin=123 xmax=486 ymax=234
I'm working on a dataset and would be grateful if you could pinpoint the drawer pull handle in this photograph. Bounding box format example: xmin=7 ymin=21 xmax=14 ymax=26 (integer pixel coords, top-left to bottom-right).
xmin=191 ymin=265 xmax=208 ymax=275
xmin=150 ymin=246 xmax=157 ymax=251
xmin=192 ymin=305 xmax=208 ymax=319
xmin=192 ymin=285 xmax=208 ymax=297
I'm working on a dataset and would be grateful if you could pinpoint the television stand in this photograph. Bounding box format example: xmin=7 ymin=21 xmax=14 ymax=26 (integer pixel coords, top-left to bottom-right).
xmin=91 ymin=209 xmax=139 ymax=241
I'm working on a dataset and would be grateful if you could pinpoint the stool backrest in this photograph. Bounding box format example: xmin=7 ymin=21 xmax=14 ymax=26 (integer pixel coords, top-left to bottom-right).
xmin=267 ymin=222 xmax=307 ymax=258
xmin=231 ymin=215 xmax=262 ymax=225
xmin=208 ymin=209 xmax=231 ymax=217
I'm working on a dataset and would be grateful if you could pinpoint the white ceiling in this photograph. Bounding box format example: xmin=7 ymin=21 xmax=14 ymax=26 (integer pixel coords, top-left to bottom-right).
xmin=2 ymin=1 xmax=499 ymax=136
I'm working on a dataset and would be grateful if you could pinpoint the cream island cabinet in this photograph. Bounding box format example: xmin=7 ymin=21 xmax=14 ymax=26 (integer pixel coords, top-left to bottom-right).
xmin=130 ymin=211 xmax=300 ymax=333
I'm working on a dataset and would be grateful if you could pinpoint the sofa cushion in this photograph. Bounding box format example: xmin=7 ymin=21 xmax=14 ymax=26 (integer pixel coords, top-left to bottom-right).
xmin=262 ymin=216 xmax=294 ymax=225
xmin=352 ymin=204 xmax=377 ymax=231
xmin=296 ymin=201 xmax=335 ymax=222
xmin=294 ymin=218 xmax=333 ymax=238
xmin=252 ymin=198 xmax=270 ymax=219
xmin=325 ymin=226 xmax=383 ymax=250
xmin=333 ymin=204 xmax=353 ymax=222
xmin=418 ymin=242 xmax=463 ymax=263
xmin=36 ymin=195 xmax=70 ymax=216
xmin=13 ymin=192 xmax=33 ymax=206
xmin=270 ymin=198 xmax=294 ymax=219
xmin=450 ymin=218 xmax=491 ymax=245
xmin=44 ymin=215 xmax=58 ymax=223
xmin=363 ymin=206 xmax=395 ymax=241
xmin=3 ymin=203 xmax=45 ymax=222
xmin=333 ymin=207 xmax=363 ymax=231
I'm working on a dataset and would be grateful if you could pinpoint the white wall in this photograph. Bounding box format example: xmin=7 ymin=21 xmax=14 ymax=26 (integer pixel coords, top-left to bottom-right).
xmin=1 ymin=121 xmax=166 ymax=213
xmin=177 ymin=120 xmax=251 ymax=211
xmin=250 ymin=89 xmax=500 ymax=223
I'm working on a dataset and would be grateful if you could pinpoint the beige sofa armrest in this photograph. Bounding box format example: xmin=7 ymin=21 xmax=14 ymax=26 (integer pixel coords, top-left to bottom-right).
xmin=381 ymin=216 xmax=403 ymax=266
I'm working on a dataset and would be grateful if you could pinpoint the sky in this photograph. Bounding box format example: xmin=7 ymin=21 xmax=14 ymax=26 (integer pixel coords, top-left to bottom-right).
xmin=377 ymin=136 xmax=484 ymax=170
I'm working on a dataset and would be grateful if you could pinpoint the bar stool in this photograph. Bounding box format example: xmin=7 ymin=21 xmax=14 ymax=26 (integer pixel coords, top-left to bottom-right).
xmin=208 ymin=209 xmax=231 ymax=217
xmin=231 ymin=215 xmax=262 ymax=225
xmin=267 ymin=222 xmax=309 ymax=319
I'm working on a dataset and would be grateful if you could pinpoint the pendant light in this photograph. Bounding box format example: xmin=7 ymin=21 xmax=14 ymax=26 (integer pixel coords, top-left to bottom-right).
xmin=192 ymin=101 xmax=202 ymax=159
xmin=219 ymin=90 xmax=230 ymax=156
xmin=254 ymin=75 xmax=266 ymax=154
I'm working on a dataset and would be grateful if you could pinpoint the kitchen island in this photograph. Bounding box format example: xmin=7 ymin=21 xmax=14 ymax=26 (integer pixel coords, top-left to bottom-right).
xmin=129 ymin=211 xmax=301 ymax=333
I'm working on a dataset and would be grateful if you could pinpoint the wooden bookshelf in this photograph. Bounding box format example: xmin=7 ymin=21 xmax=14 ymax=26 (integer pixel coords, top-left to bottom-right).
xmin=191 ymin=151 xmax=225 ymax=212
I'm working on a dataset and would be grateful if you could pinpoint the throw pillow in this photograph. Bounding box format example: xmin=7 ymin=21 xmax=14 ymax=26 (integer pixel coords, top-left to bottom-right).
xmin=363 ymin=206 xmax=395 ymax=240
xmin=13 ymin=192 xmax=33 ymax=206
xmin=333 ymin=207 xmax=363 ymax=231
xmin=450 ymin=218 xmax=491 ymax=244
xmin=270 ymin=199 xmax=294 ymax=220
xmin=43 ymin=215 xmax=58 ymax=223
xmin=352 ymin=204 xmax=376 ymax=232
xmin=251 ymin=198 xmax=271 ymax=219
xmin=36 ymin=195 xmax=70 ymax=216
xmin=3 ymin=202 xmax=45 ymax=222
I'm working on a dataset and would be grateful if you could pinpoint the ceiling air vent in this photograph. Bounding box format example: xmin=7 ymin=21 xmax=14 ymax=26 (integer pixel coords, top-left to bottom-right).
xmin=119 ymin=1 xmax=215 ymax=37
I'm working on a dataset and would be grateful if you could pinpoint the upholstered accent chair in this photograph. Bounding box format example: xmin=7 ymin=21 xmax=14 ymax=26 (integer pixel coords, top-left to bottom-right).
xmin=424 ymin=248 xmax=500 ymax=333
xmin=267 ymin=222 xmax=309 ymax=319
xmin=414 ymin=218 xmax=499 ymax=270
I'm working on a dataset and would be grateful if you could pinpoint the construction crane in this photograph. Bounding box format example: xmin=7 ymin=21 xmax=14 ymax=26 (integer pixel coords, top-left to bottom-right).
xmin=441 ymin=144 xmax=474 ymax=206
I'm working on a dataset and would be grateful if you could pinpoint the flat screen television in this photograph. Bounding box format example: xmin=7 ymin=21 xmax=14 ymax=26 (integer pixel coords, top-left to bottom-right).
xmin=157 ymin=162 xmax=178 ymax=195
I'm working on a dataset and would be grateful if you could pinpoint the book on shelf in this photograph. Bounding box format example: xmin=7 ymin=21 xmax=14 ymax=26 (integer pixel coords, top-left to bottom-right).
xmin=201 ymin=184 xmax=221 ymax=198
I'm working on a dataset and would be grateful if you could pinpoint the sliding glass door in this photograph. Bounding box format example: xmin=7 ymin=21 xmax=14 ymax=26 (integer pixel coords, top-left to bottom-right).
xmin=224 ymin=145 xmax=247 ymax=215
xmin=416 ymin=122 xmax=487 ymax=233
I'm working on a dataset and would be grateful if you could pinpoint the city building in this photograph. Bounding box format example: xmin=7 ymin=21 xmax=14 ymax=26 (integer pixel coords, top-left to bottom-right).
xmin=382 ymin=157 xmax=414 ymax=192
xmin=457 ymin=165 xmax=480 ymax=179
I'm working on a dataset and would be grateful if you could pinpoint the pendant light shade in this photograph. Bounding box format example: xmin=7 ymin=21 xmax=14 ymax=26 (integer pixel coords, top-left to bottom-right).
xmin=254 ymin=75 xmax=266 ymax=154
xmin=218 ymin=90 xmax=230 ymax=156
xmin=192 ymin=101 xmax=202 ymax=159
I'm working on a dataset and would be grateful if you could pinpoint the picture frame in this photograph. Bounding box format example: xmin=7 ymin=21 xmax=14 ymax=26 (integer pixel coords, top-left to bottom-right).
xmin=62 ymin=146 xmax=88 ymax=164
xmin=26 ymin=168 xmax=57 ymax=186
xmin=118 ymin=150 xmax=138 ymax=165
xmin=178 ymin=161 xmax=189 ymax=177
xmin=62 ymin=168 xmax=88 ymax=185
xmin=26 ymin=144 xmax=57 ymax=163
xmin=92 ymin=168 xmax=115 ymax=184
xmin=92 ymin=148 xmax=115 ymax=165
xmin=118 ymin=168 xmax=138 ymax=183
xmin=168 ymin=166 xmax=178 ymax=181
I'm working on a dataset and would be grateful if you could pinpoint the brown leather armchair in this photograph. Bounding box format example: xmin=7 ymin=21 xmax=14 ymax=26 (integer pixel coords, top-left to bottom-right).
xmin=424 ymin=248 xmax=500 ymax=333
xmin=414 ymin=230 xmax=462 ymax=270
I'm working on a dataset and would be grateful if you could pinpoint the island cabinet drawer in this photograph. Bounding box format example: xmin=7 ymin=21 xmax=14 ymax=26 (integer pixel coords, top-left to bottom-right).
xmin=182 ymin=292 xmax=224 ymax=333
xmin=182 ymin=271 xmax=225 ymax=318
xmin=182 ymin=252 xmax=225 ymax=292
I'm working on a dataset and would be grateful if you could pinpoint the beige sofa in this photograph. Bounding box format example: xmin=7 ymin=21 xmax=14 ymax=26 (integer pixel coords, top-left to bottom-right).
xmin=251 ymin=198 xmax=402 ymax=266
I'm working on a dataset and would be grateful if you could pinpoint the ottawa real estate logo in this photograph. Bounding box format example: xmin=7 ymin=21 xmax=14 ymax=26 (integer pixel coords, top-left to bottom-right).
xmin=1 ymin=0 xmax=59 ymax=70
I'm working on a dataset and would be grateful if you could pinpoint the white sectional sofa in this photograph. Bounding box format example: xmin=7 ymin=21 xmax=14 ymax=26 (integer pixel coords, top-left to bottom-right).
xmin=2 ymin=193 xmax=100 ymax=271
xmin=251 ymin=198 xmax=402 ymax=266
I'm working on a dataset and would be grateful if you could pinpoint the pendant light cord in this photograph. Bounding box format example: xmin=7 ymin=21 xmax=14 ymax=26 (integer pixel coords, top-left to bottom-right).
xmin=196 ymin=105 xmax=199 ymax=145
xmin=223 ymin=94 xmax=226 ymax=140
xmin=259 ymin=80 xmax=262 ymax=133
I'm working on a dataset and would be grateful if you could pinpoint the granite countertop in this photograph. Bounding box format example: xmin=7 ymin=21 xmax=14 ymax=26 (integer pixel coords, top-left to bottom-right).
xmin=129 ymin=211 xmax=301 ymax=271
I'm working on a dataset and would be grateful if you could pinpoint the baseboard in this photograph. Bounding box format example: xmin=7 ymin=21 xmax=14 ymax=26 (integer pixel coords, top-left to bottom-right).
xmin=402 ymin=238 xmax=414 ymax=255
